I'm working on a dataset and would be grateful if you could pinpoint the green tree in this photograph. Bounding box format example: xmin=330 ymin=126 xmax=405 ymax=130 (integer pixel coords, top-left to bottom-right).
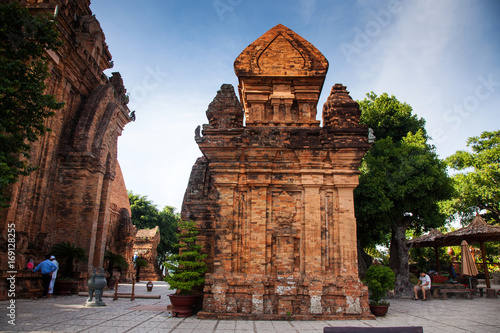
xmin=444 ymin=130 xmax=500 ymax=224
xmin=0 ymin=2 xmax=64 ymax=207
xmin=164 ymin=220 xmax=207 ymax=294
xmin=129 ymin=191 xmax=159 ymax=227
xmin=158 ymin=206 xmax=180 ymax=260
xmin=355 ymin=92 xmax=453 ymax=296
xmin=128 ymin=191 xmax=179 ymax=262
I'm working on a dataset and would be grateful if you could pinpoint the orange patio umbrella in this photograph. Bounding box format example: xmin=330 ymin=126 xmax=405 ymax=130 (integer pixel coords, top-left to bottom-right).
xmin=460 ymin=240 xmax=478 ymax=288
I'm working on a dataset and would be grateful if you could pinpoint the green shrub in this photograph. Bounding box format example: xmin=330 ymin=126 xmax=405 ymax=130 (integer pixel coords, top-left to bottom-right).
xmin=164 ymin=220 xmax=207 ymax=295
xmin=364 ymin=265 xmax=395 ymax=305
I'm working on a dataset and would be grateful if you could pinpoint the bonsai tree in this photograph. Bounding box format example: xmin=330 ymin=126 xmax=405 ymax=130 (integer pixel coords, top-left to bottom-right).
xmin=364 ymin=264 xmax=396 ymax=305
xmin=164 ymin=220 xmax=207 ymax=294
xmin=50 ymin=241 xmax=88 ymax=279
xmin=104 ymin=250 xmax=129 ymax=279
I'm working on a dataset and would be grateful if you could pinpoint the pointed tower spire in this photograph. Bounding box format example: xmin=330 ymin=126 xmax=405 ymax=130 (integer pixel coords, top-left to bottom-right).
xmin=234 ymin=24 xmax=328 ymax=127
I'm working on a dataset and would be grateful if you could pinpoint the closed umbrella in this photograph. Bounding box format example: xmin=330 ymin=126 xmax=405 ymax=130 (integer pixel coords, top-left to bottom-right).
xmin=460 ymin=240 xmax=478 ymax=289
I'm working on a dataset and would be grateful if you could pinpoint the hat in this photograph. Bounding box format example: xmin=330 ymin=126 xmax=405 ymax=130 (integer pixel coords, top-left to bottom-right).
xmin=50 ymin=255 xmax=56 ymax=260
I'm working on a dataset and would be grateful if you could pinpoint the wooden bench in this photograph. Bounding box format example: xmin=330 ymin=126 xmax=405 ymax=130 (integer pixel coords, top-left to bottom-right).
xmin=324 ymin=327 xmax=423 ymax=333
xmin=440 ymin=288 xmax=473 ymax=299
xmin=486 ymin=288 xmax=498 ymax=298
xmin=416 ymin=288 xmax=432 ymax=300
xmin=27 ymin=289 xmax=42 ymax=299
xmin=474 ymin=287 xmax=485 ymax=297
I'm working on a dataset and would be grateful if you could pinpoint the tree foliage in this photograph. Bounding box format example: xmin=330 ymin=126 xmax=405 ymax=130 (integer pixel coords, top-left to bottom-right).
xmin=355 ymin=92 xmax=453 ymax=295
xmin=364 ymin=265 xmax=395 ymax=305
xmin=164 ymin=220 xmax=207 ymax=294
xmin=0 ymin=2 xmax=64 ymax=207
xmin=355 ymin=93 xmax=452 ymax=244
xmin=128 ymin=191 xmax=179 ymax=262
xmin=104 ymin=250 xmax=128 ymax=279
xmin=358 ymin=92 xmax=425 ymax=141
xmin=50 ymin=241 xmax=88 ymax=278
xmin=444 ymin=130 xmax=500 ymax=224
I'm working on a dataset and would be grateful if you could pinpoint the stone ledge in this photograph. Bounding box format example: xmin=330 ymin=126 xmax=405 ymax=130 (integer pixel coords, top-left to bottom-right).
xmin=196 ymin=311 xmax=375 ymax=321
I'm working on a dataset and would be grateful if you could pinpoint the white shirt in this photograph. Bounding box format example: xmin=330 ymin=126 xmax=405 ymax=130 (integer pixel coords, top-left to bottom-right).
xmin=419 ymin=274 xmax=431 ymax=288
xmin=51 ymin=260 xmax=59 ymax=280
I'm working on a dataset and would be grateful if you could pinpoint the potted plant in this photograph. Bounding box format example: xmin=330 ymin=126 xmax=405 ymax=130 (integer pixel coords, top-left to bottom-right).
xmin=364 ymin=264 xmax=395 ymax=317
xmin=104 ymin=251 xmax=128 ymax=289
xmin=50 ymin=241 xmax=88 ymax=295
xmin=164 ymin=220 xmax=207 ymax=317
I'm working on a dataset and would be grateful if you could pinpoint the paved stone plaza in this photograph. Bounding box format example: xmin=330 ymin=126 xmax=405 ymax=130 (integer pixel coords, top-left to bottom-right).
xmin=1 ymin=282 xmax=499 ymax=333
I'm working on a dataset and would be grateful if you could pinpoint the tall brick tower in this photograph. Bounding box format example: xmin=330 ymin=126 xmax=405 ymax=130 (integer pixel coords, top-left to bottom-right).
xmin=0 ymin=0 xmax=137 ymax=295
xmin=182 ymin=24 xmax=372 ymax=319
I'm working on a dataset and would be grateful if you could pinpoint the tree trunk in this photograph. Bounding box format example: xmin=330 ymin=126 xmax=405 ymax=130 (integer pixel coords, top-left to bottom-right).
xmin=389 ymin=220 xmax=412 ymax=297
xmin=357 ymin=241 xmax=372 ymax=279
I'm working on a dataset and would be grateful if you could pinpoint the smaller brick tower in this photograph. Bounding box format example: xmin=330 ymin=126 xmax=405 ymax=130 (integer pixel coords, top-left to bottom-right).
xmin=182 ymin=24 xmax=372 ymax=319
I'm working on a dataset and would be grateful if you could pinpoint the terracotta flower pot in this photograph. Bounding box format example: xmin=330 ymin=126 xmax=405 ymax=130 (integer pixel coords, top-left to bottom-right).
xmin=169 ymin=294 xmax=201 ymax=317
xmin=369 ymin=304 xmax=390 ymax=317
xmin=107 ymin=278 xmax=117 ymax=290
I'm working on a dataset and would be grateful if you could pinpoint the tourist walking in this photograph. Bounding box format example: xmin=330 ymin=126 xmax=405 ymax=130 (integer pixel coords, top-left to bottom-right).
xmin=33 ymin=254 xmax=58 ymax=297
xmin=48 ymin=255 xmax=59 ymax=297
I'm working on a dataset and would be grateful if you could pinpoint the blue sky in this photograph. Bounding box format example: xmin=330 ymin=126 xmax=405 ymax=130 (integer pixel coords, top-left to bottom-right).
xmin=89 ymin=0 xmax=500 ymax=211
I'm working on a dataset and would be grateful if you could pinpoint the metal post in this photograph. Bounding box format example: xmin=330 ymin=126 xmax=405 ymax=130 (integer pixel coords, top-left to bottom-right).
xmin=113 ymin=281 xmax=118 ymax=301
xmin=131 ymin=278 xmax=135 ymax=301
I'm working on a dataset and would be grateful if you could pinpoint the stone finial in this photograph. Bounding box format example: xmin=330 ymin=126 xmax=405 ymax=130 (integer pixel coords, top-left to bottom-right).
xmin=206 ymin=84 xmax=244 ymax=129
xmin=322 ymin=84 xmax=361 ymax=129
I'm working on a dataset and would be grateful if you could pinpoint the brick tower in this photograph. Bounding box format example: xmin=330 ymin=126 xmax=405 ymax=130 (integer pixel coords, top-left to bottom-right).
xmin=0 ymin=0 xmax=137 ymax=297
xmin=182 ymin=24 xmax=372 ymax=319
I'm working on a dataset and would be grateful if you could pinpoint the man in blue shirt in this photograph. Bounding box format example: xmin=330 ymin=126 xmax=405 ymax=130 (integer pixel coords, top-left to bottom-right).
xmin=33 ymin=254 xmax=58 ymax=297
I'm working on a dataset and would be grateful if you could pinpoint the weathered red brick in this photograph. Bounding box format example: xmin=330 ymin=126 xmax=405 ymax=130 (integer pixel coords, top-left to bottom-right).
xmin=183 ymin=24 xmax=373 ymax=319
xmin=0 ymin=0 xmax=137 ymax=297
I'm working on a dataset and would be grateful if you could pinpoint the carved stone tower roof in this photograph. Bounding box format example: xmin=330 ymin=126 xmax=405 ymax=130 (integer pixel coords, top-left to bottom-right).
xmin=234 ymin=24 xmax=328 ymax=77
xmin=234 ymin=24 xmax=329 ymax=128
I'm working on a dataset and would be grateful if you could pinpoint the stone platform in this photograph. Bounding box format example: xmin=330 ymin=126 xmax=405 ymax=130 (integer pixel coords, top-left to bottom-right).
xmin=1 ymin=282 xmax=499 ymax=333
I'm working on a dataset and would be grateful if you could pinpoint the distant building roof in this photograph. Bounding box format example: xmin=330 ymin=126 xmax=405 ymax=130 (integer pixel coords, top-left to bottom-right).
xmin=135 ymin=226 xmax=159 ymax=239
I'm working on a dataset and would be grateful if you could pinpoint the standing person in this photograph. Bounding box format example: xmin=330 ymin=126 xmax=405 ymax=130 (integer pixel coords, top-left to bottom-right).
xmin=33 ymin=254 xmax=58 ymax=298
xmin=48 ymin=255 xmax=59 ymax=297
xmin=413 ymin=271 xmax=432 ymax=301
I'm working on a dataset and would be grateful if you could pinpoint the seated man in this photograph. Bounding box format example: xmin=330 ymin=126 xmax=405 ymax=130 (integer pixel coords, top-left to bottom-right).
xmin=413 ymin=272 xmax=431 ymax=301
xmin=445 ymin=263 xmax=457 ymax=283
